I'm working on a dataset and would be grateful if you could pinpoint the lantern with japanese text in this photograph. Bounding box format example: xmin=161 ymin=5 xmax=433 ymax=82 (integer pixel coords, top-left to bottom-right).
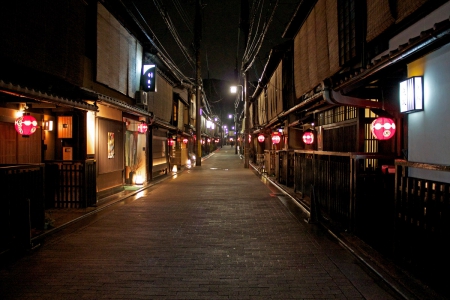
xmin=302 ymin=131 xmax=314 ymax=145
xmin=271 ymin=132 xmax=281 ymax=144
xmin=371 ymin=117 xmax=396 ymax=140
xmin=15 ymin=114 xmax=38 ymax=137
xmin=257 ymin=134 xmax=265 ymax=143
xmin=137 ymin=122 xmax=148 ymax=133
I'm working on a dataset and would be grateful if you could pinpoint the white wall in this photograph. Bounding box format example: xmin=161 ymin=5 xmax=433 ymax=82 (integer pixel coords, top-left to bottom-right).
xmin=408 ymin=42 xmax=450 ymax=182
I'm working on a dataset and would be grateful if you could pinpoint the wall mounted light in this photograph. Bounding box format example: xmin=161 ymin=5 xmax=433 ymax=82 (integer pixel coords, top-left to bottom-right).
xmin=44 ymin=120 xmax=53 ymax=131
xmin=400 ymin=76 xmax=423 ymax=113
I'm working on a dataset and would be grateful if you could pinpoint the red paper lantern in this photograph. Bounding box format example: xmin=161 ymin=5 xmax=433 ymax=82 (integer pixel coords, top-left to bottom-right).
xmin=168 ymin=139 xmax=175 ymax=146
xmin=257 ymin=134 xmax=265 ymax=143
xmin=272 ymin=132 xmax=281 ymax=144
xmin=371 ymin=117 xmax=396 ymax=140
xmin=137 ymin=122 xmax=148 ymax=133
xmin=182 ymin=138 xmax=188 ymax=144
xmin=15 ymin=114 xmax=38 ymax=137
xmin=302 ymin=131 xmax=314 ymax=145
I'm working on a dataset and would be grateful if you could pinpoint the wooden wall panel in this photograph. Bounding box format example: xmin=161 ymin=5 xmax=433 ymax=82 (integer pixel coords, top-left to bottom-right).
xmin=0 ymin=122 xmax=17 ymax=164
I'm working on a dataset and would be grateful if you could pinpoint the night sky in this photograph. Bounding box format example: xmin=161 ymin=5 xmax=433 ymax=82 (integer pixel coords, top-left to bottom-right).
xmin=122 ymin=0 xmax=299 ymax=82
xmin=121 ymin=0 xmax=299 ymax=121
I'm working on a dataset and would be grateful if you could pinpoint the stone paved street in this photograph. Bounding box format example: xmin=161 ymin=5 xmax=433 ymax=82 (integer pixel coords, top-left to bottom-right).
xmin=0 ymin=149 xmax=400 ymax=299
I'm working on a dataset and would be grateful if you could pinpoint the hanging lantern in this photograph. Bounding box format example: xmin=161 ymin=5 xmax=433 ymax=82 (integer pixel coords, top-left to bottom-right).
xmin=137 ymin=122 xmax=148 ymax=133
xmin=271 ymin=132 xmax=281 ymax=144
xmin=168 ymin=139 xmax=175 ymax=146
xmin=371 ymin=117 xmax=396 ymax=140
xmin=257 ymin=134 xmax=265 ymax=143
xmin=302 ymin=131 xmax=314 ymax=145
xmin=248 ymin=134 xmax=251 ymax=143
xmin=182 ymin=138 xmax=188 ymax=144
xmin=15 ymin=114 xmax=38 ymax=137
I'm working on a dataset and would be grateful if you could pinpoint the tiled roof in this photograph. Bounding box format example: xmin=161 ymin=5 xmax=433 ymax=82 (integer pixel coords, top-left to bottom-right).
xmin=333 ymin=18 xmax=450 ymax=91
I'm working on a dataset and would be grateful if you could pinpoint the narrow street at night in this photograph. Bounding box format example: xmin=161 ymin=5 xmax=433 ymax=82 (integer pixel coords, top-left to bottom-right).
xmin=0 ymin=150 xmax=403 ymax=300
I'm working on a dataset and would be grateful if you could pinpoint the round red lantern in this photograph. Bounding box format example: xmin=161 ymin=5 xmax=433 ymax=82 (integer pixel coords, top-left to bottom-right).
xmin=257 ymin=134 xmax=265 ymax=143
xmin=302 ymin=131 xmax=314 ymax=145
xmin=371 ymin=117 xmax=396 ymax=140
xmin=137 ymin=122 xmax=148 ymax=133
xmin=182 ymin=138 xmax=188 ymax=144
xmin=15 ymin=114 xmax=38 ymax=137
xmin=272 ymin=132 xmax=281 ymax=144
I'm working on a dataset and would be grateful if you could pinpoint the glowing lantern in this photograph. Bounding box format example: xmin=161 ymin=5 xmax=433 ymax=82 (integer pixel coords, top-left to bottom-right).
xmin=302 ymin=131 xmax=314 ymax=145
xmin=15 ymin=114 xmax=38 ymax=137
xmin=182 ymin=138 xmax=188 ymax=144
xmin=257 ymin=134 xmax=265 ymax=143
xmin=248 ymin=135 xmax=251 ymax=143
xmin=168 ymin=139 xmax=175 ymax=146
xmin=272 ymin=132 xmax=281 ymax=144
xmin=371 ymin=117 xmax=396 ymax=140
xmin=137 ymin=122 xmax=148 ymax=133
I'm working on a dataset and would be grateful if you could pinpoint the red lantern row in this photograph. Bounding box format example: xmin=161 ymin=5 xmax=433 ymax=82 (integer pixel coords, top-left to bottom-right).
xmin=371 ymin=117 xmax=396 ymax=140
xmin=15 ymin=114 xmax=38 ymax=137
xmin=302 ymin=131 xmax=314 ymax=145
xmin=271 ymin=132 xmax=281 ymax=144
xmin=137 ymin=122 xmax=148 ymax=133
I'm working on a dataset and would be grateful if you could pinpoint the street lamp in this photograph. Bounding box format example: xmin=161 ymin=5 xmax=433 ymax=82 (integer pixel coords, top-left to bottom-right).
xmin=230 ymin=85 xmax=243 ymax=155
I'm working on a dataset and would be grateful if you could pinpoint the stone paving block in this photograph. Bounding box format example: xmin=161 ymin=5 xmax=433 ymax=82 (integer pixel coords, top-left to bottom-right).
xmin=0 ymin=150 xmax=401 ymax=300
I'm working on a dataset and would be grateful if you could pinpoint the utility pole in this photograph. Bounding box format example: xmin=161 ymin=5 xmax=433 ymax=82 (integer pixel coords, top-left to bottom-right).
xmin=195 ymin=0 xmax=202 ymax=166
xmin=244 ymin=71 xmax=249 ymax=168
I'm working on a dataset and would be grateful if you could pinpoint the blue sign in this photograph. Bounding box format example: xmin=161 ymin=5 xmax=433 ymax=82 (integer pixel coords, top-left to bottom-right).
xmin=141 ymin=64 xmax=156 ymax=92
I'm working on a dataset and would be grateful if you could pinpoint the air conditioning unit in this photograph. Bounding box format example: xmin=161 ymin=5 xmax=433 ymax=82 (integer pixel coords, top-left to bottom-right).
xmin=135 ymin=90 xmax=148 ymax=106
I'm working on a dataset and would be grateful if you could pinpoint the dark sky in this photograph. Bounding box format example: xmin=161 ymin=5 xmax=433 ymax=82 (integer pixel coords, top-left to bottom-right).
xmin=123 ymin=0 xmax=299 ymax=83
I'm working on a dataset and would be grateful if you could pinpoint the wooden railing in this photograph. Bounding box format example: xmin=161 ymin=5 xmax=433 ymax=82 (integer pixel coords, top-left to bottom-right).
xmin=0 ymin=164 xmax=45 ymax=251
xmin=394 ymin=159 xmax=450 ymax=281
xmin=275 ymin=150 xmax=295 ymax=187
xmin=45 ymin=160 xmax=97 ymax=208
xmin=293 ymin=151 xmax=396 ymax=234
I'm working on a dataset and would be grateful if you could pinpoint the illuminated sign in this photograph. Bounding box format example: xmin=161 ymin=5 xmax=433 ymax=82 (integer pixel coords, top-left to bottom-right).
xmin=399 ymin=76 xmax=423 ymax=113
xmin=141 ymin=64 xmax=156 ymax=92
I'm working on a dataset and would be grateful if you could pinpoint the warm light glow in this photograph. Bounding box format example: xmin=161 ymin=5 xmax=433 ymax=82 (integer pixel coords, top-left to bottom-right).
xmin=230 ymin=86 xmax=238 ymax=94
xmin=182 ymin=138 xmax=188 ymax=144
xmin=371 ymin=117 xmax=396 ymax=140
xmin=302 ymin=131 xmax=314 ymax=145
xmin=87 ymin=111 xmax=95 ymax=155
xmin=172 ymin=165 xmax=178 ymax=172
xmin=135 ymin=174 xmax=144 ymax=185
xmin=258 ymin=134 xmax=265 ymax=143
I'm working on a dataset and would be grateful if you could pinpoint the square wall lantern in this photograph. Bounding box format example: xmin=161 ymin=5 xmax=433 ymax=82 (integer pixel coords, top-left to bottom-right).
xmin=399 ymin=76 xmax=423 ymax=113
